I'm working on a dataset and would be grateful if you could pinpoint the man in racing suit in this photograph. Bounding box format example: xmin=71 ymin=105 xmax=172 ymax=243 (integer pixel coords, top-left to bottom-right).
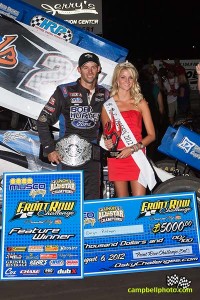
xmin=37 ymin=52 xmax=110 ymax=200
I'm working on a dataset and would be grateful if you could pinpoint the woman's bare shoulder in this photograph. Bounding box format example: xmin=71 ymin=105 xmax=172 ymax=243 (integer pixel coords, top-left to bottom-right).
xmin=137 ymin=98 xmax=149 ymax=109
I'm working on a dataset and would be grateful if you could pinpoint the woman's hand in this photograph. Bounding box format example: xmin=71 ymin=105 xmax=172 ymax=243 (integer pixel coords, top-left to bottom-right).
xmin=116 ymin=142 xmax=144 ymax=158
xmin=116 ymin=147 xmax=133 ymax=158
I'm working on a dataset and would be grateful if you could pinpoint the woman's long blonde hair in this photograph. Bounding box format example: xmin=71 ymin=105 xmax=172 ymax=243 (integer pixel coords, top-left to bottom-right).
xmin=110 ymin=61 xmax=143 ymax=104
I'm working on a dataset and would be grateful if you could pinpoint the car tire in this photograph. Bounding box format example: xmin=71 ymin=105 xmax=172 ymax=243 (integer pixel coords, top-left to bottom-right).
xmin=153 ymin=176 xmax=200 ymax=213
xmin=155 ymin=159 xmax=196 ymax=177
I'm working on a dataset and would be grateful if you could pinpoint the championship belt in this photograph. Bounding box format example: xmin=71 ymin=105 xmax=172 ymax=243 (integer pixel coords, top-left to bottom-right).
xmin=55 ymin=134 xmax=92 ymax=166
xmin=104 ymin=112 xmax=122 ymax=157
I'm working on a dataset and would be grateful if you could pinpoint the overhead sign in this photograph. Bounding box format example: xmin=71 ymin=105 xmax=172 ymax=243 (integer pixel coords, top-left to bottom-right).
xmin=23 ymin=0 xmax=102 ymax=35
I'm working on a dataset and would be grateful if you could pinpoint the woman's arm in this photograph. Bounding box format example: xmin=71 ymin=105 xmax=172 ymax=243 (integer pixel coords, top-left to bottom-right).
xmin=139 ymin=99 xmax=156 ymax=146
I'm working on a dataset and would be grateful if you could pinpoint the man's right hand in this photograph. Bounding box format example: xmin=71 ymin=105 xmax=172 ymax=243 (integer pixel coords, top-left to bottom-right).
xmin=48 ymin=151 xmax=61 ymax=165
xmin=104 ymin=138 xmax=114 ymax=150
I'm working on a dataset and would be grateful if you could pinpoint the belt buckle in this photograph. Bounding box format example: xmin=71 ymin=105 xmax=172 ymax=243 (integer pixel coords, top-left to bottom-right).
xmin=56 ymin=134 xmax=92 ymax=166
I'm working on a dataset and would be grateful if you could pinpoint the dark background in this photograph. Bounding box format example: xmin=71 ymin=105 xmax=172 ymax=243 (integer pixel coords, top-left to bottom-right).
xmin=102 ymin=0 xmax=200 ymax=63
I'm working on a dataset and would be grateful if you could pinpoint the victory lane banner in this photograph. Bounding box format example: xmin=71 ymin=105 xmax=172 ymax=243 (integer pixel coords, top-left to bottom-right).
xmin=84 ymin=192 xmax=200 ymax=276
xmin=0 ymin=171 xmax=84 ymax=280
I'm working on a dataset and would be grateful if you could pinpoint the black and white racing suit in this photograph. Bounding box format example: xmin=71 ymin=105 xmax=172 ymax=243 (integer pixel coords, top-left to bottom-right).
xmin=37 ymin=79 xmax=110 ymax=200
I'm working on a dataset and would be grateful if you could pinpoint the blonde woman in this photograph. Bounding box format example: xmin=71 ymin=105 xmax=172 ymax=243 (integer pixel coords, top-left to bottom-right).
xmin=101 ymin=62 xmax=156 ymax=197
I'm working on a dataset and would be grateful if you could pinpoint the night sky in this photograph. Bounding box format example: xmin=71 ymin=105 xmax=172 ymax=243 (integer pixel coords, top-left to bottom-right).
xmin=102 ymin=0 xmax=200 ymax=63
